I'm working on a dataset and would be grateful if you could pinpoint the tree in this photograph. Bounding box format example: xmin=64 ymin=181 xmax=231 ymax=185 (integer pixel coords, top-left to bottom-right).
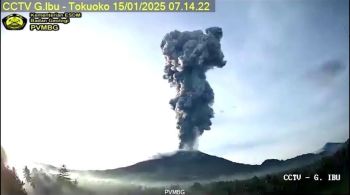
xmin=1 ymin=147 xmax=27 ymax=195
xmin=191 ymin=182 xmax=203 ymax=191
xmin=57 ymin=164 xmax=72 ymax=185
xmin=23 ymin=166 xmax=32 ymax=183
xmin=73 ymin=179 xmax=78 ymax=186
xmin=24 ymin=165 xmax=37 ymax=189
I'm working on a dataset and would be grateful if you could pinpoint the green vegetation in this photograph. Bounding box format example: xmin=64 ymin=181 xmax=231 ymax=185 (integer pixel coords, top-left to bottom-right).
xmin=1 ymin=166 xmax=28 ymax=195
xmin=1 ymin=147 xmax=27 ymax=195
xmin=22 ymin=164 xmax=93 ymax=195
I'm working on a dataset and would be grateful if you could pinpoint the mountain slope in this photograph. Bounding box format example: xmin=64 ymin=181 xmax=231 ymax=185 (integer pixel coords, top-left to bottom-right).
xmin=41 ymin=139 xmax=348 ymax=182
xmin=315 ymin=142 xmax=345 ymax=155
xmin=95 ymin=150 xmax=259 ymax=181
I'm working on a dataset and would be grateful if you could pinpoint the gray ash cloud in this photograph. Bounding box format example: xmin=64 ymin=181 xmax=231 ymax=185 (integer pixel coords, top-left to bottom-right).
xmin=304 ymin=59 xmax=347 ymax=85
xmin=318 ymin=60 xmax=346 ymax=77
xmin=160 ymin=27 xmax=227 ymax=150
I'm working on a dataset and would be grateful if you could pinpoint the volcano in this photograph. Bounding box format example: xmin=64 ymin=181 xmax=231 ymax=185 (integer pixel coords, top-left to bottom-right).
xmin=40 ymin=140 xmax=348 ymax=183
xmin=95 ymin=150 xmax=259 ymax=181
xmin=89 ymin=140 xmax=347 ymax=182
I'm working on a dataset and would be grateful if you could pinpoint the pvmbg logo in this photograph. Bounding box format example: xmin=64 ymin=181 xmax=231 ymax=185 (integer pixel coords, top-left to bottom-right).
xmin=2 ymin=13 xmax=27 ymax=30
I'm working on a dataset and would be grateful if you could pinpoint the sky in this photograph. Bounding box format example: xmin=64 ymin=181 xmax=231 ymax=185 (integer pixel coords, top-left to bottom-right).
xmin=1 ymin=0 xmax=349 ymax=170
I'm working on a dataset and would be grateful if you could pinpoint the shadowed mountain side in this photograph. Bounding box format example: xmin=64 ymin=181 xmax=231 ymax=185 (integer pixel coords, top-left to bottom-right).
xmin=96 ymin=151 xmax=259 ymax=181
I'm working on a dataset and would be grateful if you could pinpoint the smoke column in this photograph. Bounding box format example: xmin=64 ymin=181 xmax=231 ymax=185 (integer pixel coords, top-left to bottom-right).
xmin=161 ymin=27 xmax=227 ymax=150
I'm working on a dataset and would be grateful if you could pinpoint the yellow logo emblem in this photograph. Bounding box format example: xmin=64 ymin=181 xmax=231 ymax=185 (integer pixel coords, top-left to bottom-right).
xmin=2 ymin=14 xmax=27 ymax=30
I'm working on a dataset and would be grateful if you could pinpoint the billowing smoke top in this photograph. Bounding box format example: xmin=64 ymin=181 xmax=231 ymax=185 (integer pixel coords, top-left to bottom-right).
xmin=161 ymin=27 xmax=226 ymax=150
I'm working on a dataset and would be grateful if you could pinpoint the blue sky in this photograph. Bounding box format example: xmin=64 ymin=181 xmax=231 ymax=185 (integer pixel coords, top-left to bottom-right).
xmin=1 ymin=0 xmax=349 ymax=170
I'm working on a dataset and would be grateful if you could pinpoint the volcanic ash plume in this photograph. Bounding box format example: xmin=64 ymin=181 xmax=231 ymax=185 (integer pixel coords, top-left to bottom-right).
xmin=161 ymin=27 xmax=227 ymax=150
